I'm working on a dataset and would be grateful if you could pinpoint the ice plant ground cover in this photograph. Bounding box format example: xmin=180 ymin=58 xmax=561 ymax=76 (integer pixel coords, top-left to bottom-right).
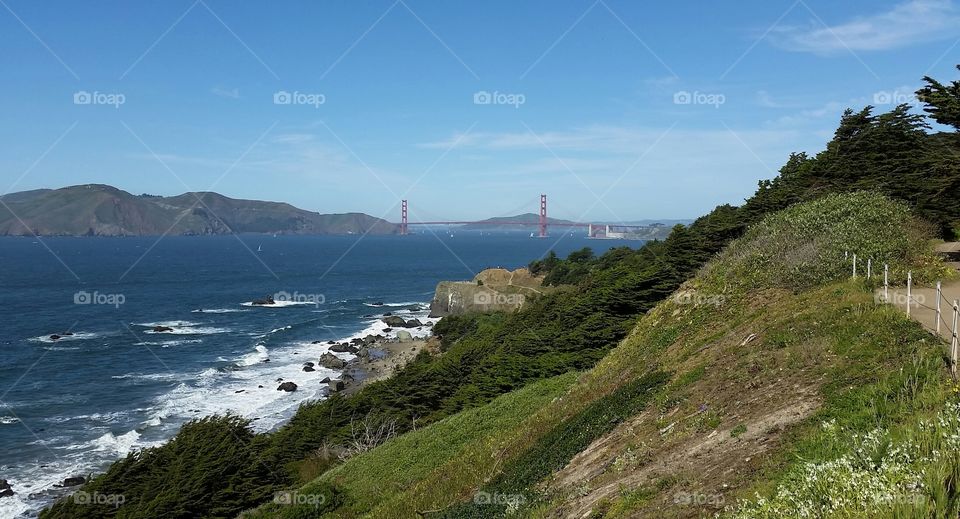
xmin=727 ymin=400 xmax=960 ymax=518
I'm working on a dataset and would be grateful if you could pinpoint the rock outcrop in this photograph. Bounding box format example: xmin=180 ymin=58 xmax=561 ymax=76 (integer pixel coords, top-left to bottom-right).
xmin=429 ymin=268 xmax=542 ymax=317
xmin=277 ymin=382 xmax=298 ymax=392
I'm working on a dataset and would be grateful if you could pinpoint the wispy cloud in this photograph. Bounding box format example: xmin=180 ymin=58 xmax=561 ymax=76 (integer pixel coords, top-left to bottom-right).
xmin=772 ymin=0 xmax=960 ymax=54
xmin=210 ymin=86 xmax=241 ymax=99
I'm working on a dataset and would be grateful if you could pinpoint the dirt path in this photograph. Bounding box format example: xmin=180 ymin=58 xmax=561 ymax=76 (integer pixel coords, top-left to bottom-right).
xmin=883 ymin=280 xmax=960 ymax=341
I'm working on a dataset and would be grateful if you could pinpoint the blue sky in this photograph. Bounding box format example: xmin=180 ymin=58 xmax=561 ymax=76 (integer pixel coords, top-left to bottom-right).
xmin=1 ymin=0 xmax=958 ymax=223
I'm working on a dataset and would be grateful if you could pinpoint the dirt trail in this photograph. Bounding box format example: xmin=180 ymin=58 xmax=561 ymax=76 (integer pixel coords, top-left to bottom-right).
xmin=884 ymin=281 xmax=960 ymax=341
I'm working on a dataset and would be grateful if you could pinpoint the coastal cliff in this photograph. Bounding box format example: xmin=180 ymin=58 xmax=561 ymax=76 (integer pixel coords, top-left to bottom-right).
xmin=429 ymin=267 xmax=544 ymax=317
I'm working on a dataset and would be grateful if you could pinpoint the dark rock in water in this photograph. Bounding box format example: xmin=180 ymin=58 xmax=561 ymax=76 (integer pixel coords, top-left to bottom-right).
xmin=276 ymin=378 xmax=284 ymax=382
xmin=61 ymin=332 xmax=73 ymax=336
xmin=258 ymin=385 xmax=264 ymax=388
xmin=0 ymin=479 xmax=13 ymax=498
xmin=382 ymin=316 xmax=407 ymax=327
xmin=60 ymin=476 xmax=85 ymax=487
xmin=235 ymin=390 xmax=245 ymax=393
xmin=328 ymin=379 xmax=345 ymax=392
xmin=371 ymin=302 xmax=384 ymax=306
xmin=49 ymin=334 xmax=61 ymax=341
xmin=251 ymin=295 xmax=275 ymax=306
xmin=152 ymin=326 xmax=174 ymax=333
xmin=311 ymin=340 xmax=322 ymax=344
xmin=303 ymin=362 xmax=315 ymax=368
xmin=318 ymin=352 xmax=346 ymax=370
xmin=405 ymin=318 xmax=423 ymax=327
xmin=382 ymin=327 xmax=393 ymax=333
xmin=363 ymin=334 xmax=378 ymax=344
xmin=320 ymin=377 xmax=331 ymax=383
xmin=327 ymin=340 xmax=336 ymax=345
xmin=303 ymin=366 xmax=315 ymax=372
xmin=261 ymin=359 xmax=270 ymax=363
xmin=277 ymin=382 xmax=298 ymax=392
xmin=363 ymin=314 xmax=373 ymax=318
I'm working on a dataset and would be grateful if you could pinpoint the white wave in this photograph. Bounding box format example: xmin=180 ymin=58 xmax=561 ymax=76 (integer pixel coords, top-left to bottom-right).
xmin=111 ymin=372 xmax=179 ymax=382
xmin=241 ymin=300 xmax=318 ymax=308
xmin=0 ymin=416 xmax=19 ymax=425
xmin=145 ymin=326 xmax=230 ymax=335
xmin=239 ymin=344 xmax=270 ymax=366
xmin=29 ymin=331 xmax=104 ymax=344
xmin=0 ymin=496 xmax=30 ymax=518
xmin=133 ymin=339 xmax=203 ymax=347
xmin=364 ymin=301 xmax=425 ymax=307
xmin=134 ymin=320 xmax=202 ymax=328
xmin=191 ymin=308 xmax=248 ymax=313
xmin=92 ymin=430 xmax=141 ymax=456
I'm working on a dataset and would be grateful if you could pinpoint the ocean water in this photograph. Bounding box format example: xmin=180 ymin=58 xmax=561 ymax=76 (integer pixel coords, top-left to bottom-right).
xmin=0 ymin=232 xmax=635 ymax=517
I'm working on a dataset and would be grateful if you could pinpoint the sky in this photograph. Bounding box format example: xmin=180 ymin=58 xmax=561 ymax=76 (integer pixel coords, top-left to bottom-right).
xmin=1 ymin=0 xmax=959 ymax=224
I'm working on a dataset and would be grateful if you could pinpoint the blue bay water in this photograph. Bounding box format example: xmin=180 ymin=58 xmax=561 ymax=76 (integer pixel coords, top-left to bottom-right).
xmin=0 ymin=232 xmax=635 ymax=516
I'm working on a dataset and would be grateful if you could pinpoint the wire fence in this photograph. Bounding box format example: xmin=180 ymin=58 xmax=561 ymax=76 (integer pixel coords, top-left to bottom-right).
xmin=849 ymin=251 xmax=960 ymax=378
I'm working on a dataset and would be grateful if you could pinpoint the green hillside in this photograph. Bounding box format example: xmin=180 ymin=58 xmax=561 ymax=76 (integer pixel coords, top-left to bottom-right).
xmin=238 ymin=192 xmax=955 ymax=518
xmin=0 ymin=184 xmax=398 ymax=236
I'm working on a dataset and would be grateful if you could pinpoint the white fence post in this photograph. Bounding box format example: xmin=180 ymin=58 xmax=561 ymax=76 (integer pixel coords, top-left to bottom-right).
xmin=867 ymin=258 xmax=872 ymax=279
xmin=853 ymin=254 xmax=858 ymax=278
xmin=907 ymin=272 xmax=912 ymax=316
xmin=884 ymin=264 xmax=889 ymax=303
xmin=937 ymin=281 xmax=942 ymax=334
xmin=952 ymin=301 xmax=959 ymax=378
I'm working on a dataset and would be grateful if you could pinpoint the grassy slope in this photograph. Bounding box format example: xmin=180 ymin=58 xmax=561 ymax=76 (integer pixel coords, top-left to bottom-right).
xmin=248 ymin=193 xmax=960 ymax=518
xmin=239 ymin=373 xmax=577 ymax=518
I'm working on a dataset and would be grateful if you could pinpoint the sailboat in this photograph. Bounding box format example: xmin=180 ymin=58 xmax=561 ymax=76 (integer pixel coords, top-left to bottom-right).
xmin=257 ymin=244 xmax=262 ymax=252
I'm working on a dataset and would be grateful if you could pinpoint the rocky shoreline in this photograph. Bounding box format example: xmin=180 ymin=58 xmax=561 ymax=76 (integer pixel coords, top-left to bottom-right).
xmin=1 ymin=308 xmax=437 ymax=507
xmin=274 ymin=320 xmax=435 ymax=398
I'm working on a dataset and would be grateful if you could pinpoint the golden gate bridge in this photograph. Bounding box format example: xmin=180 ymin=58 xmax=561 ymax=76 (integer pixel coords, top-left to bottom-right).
xmin=397 ymin=194 xmax=651 ymax=238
